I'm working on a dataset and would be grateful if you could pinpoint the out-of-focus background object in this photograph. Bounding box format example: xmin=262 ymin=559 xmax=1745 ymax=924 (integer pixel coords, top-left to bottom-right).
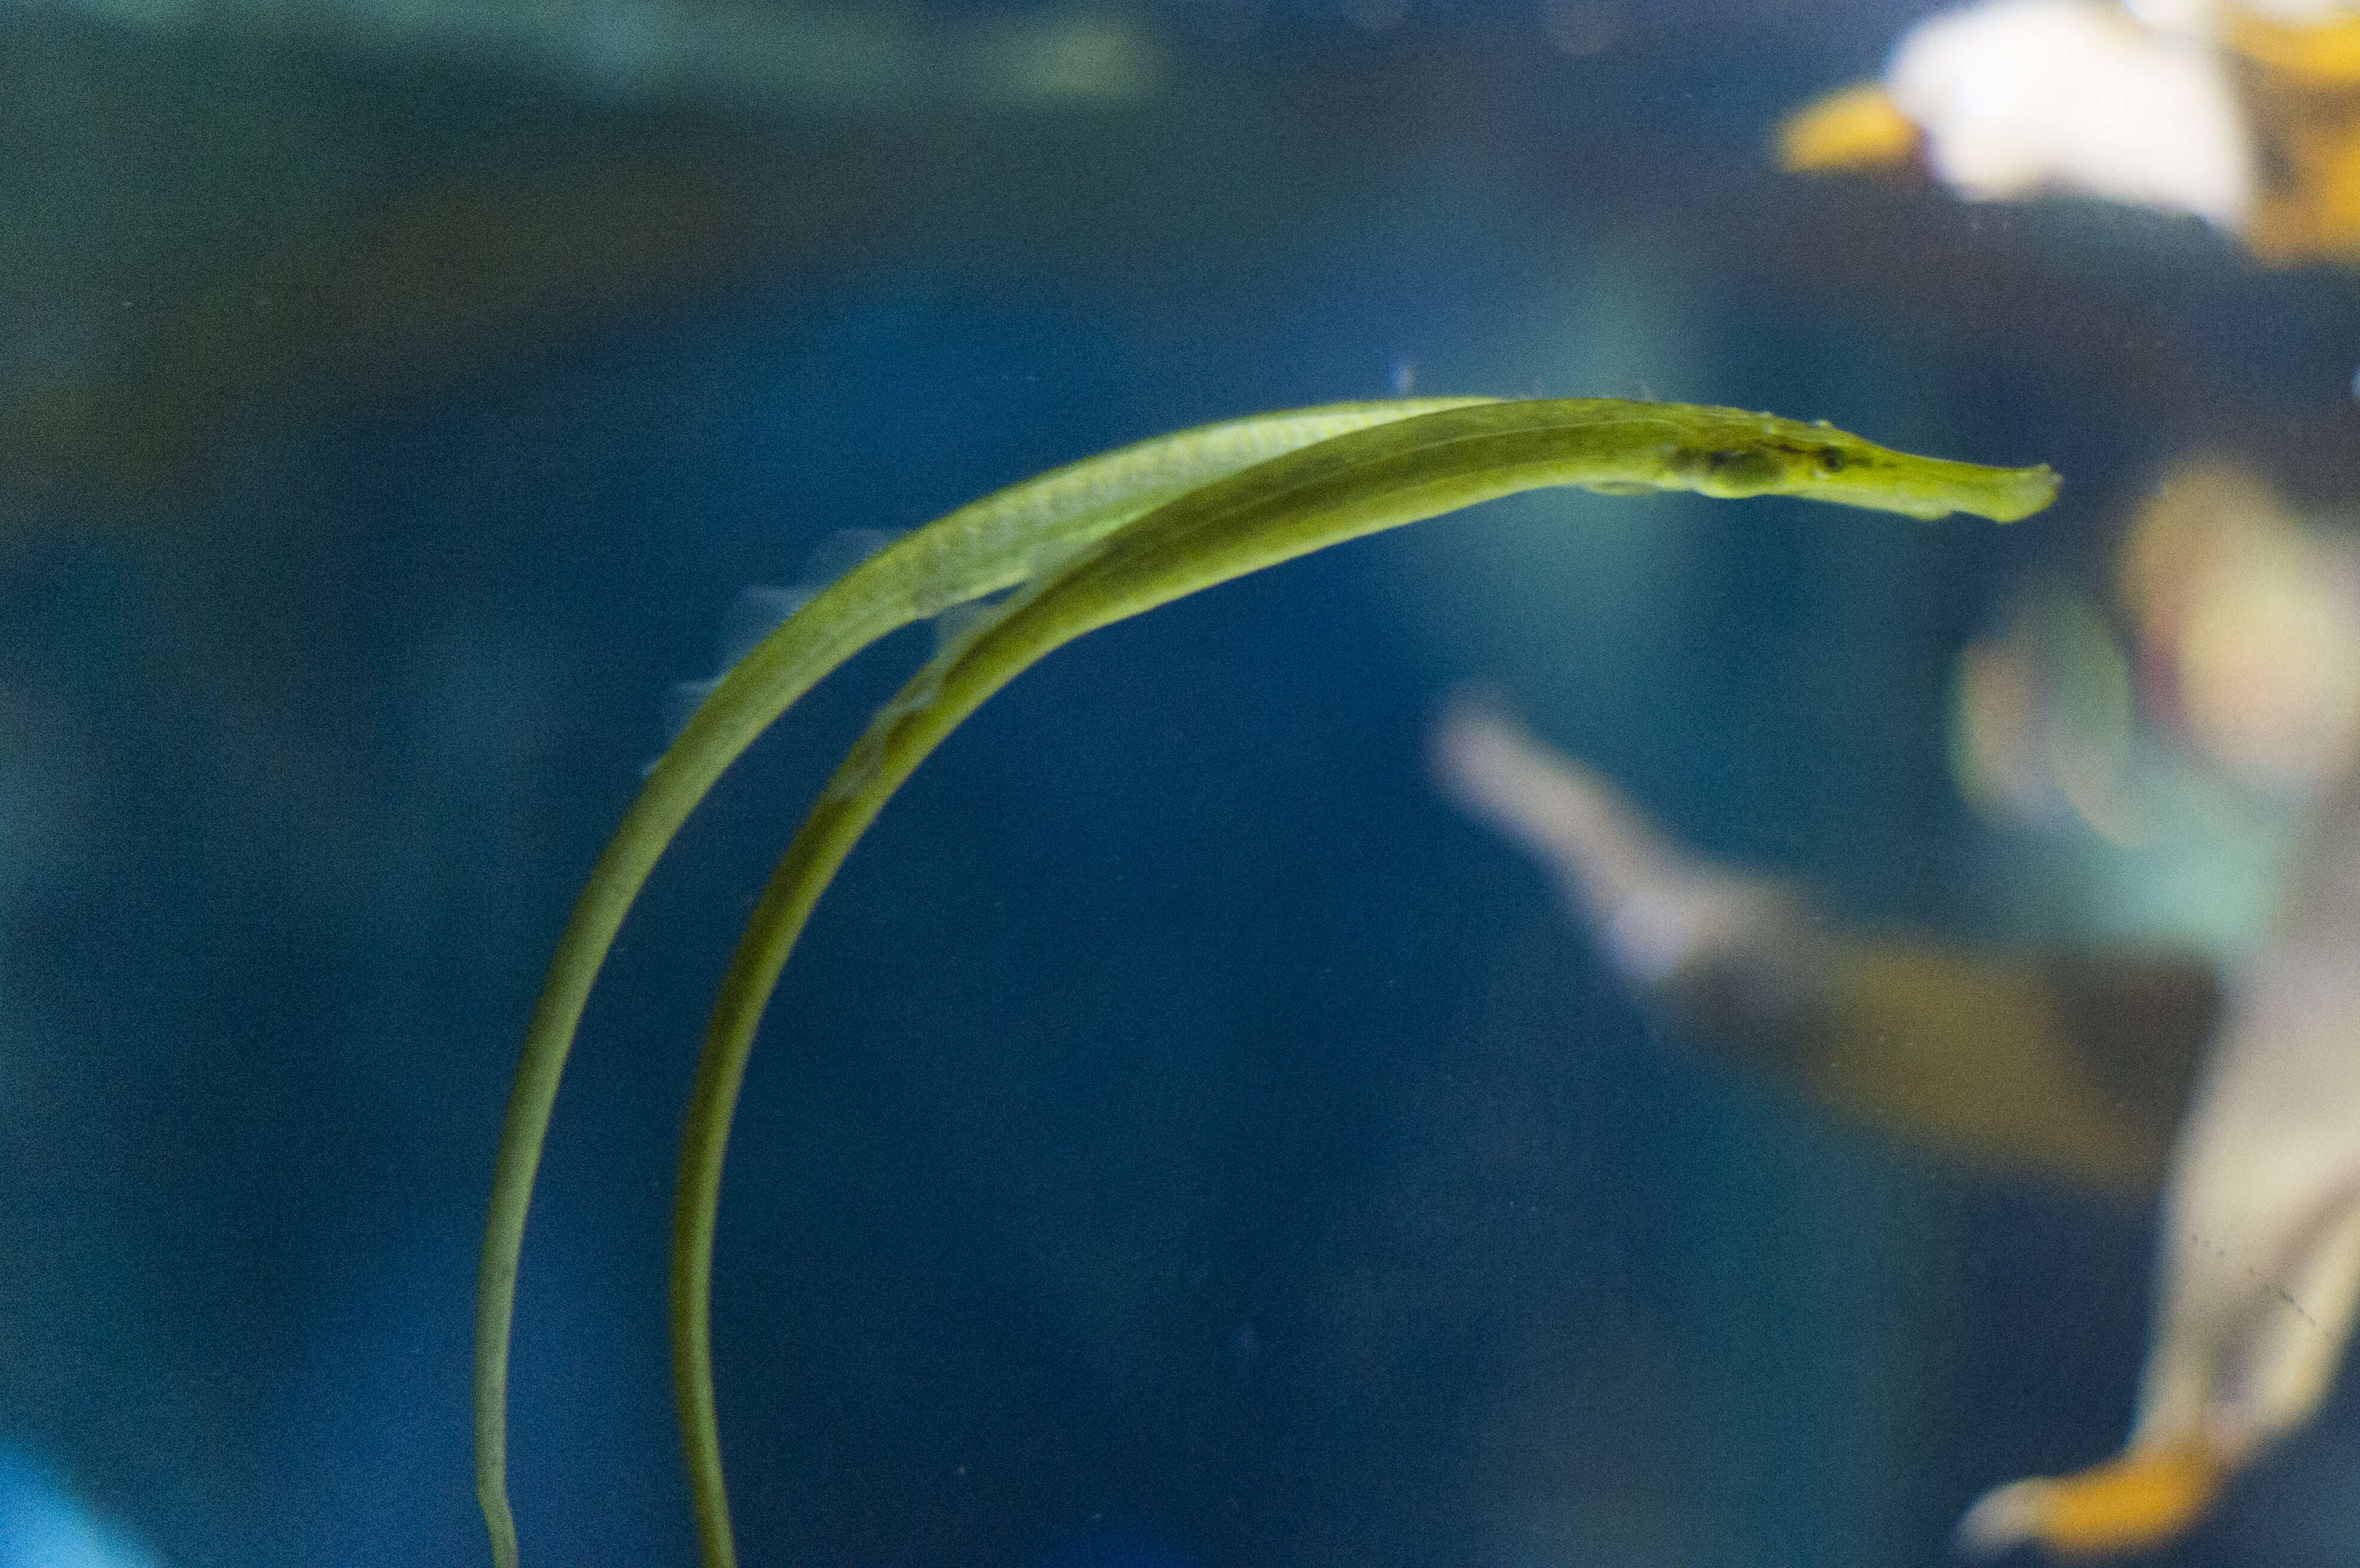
xmin=1434 ymin=690 xmax=2360 ymax=1558
xmin=9 ymin=1 xmax=2360 ymax=1566
xmin=1956 ymin=703 xmax=2360 ymax=1558
xmin=1431 ymin=696 xmax=2215 ymax=1195
xmin=1778 ymin=0 xmax=2360 ymax=264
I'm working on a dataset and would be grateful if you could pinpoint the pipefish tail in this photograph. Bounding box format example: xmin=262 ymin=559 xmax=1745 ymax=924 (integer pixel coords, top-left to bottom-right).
xmin=476 ymin=395 xmax=2054 ymax=1567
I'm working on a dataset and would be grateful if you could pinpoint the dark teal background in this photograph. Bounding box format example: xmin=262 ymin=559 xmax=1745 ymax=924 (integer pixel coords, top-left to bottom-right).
xmin=4 ymin=3 xmax=2358 ymax=1565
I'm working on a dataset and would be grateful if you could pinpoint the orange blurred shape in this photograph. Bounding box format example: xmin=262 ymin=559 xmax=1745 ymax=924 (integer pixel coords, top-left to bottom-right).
xmin=2230 ymin=5 xmax=2360 ymax=260
xmin=2248 ymin=88 xmax=2360 ymax=260
xmin=2226 ymin=4 xmax=2360 ymax=86
xmin=1774 ymin=83 xmax=1923 ymax=172
xmin=1957 ymin=1441 xmax=2223 ymax=1558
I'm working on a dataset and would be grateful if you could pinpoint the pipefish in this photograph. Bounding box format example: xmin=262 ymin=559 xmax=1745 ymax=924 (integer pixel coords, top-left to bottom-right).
xmin=475 ymin=395 xmax=2057 ymax=1568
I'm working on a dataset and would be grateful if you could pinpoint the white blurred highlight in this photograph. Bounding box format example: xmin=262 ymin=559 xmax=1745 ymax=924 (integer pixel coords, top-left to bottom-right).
xmin=1886 ymin=0 xmax=2255 ymax=228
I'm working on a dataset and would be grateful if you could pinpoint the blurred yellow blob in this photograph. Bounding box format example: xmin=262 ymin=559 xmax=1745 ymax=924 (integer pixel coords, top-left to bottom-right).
xmin=1774 ymin=82 xmax=1922 ymax=172
xmin=1956 ymin=1441 xmax=2223 ymax=1558
xmin=2115 ymin=459 xmax=2284 ymax=627
xmin=2118 ymin=459 xmax=2360 ymax=791
xmin=2176 ymin=541 xmax=2360 ymax=783
xmin=2228 ymin=3 xmax=2360 ymax=258
xmin=2248 ymin=114 xmax=2360 ymax=258
xmin=2226 ymin=4 xmax=2360 ymax=84
xmin=2237 ymin=2 xmax=2360 ymax=258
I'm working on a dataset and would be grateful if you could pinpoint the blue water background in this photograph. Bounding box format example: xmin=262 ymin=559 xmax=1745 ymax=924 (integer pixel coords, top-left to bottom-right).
xmin=5 ymin=6 xmax=2360 ymax=1566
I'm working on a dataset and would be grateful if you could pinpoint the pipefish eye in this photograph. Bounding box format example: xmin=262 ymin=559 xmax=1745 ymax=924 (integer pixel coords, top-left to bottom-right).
xmin=1812 ymin=444 xmax=1851 ymax=478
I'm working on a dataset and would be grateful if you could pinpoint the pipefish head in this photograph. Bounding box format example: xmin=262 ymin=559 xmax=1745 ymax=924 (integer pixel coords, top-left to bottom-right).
xmin=1667 ymin=414 xmax=2059 ymax=523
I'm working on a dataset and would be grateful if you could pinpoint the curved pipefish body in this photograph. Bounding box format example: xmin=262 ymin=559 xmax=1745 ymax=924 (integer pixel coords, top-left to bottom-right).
xmin=478 ymin=395 xmax=2056 ymax=1568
